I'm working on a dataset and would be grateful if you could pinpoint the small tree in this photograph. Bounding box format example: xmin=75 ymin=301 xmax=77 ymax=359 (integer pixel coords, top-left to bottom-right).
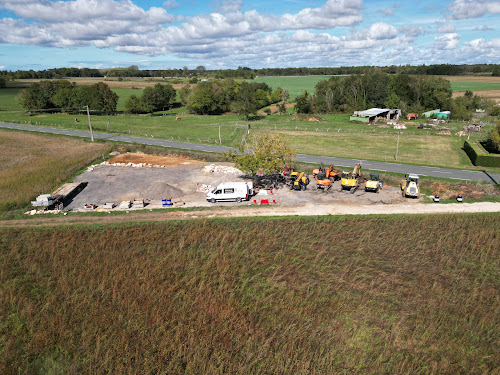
xmin=125 ymin=95 xmax=144 ymax=114
xmin=225 ymin=134 xmax=295 ymax=175
xmin=231 ymin=82 xmax=259 ymax=120
xmin=487 ymin=122 xmax=500 ymax=152
xmin=141 ymin=83 xmax=176 ymax=113
xmin=179 ymin=85 xmax=191 ymax=106
xmin=295 ymin=91 xmax=312 ymax=113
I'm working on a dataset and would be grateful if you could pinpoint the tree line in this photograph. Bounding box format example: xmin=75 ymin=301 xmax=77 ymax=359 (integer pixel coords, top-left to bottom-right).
xmin=294 ymin=71 xmax=497 ymax=120
xmin=179 ymin=80 xmax=288 ymax=118
xmin=2 ymin=64 xmax=500 ymax=81
xmin=14 ymin=74 xmax=497 ymax=121
xmin=17 ymin=80 xmax=118 ymax=112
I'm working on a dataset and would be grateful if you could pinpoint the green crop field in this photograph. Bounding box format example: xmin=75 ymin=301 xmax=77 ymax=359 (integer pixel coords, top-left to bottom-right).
xmin=113 ymin=88 xmax=144 ymax=111
xmin=1 ymin=214 xmax=498 ymax=374
xmin=0 ymin=88 xmax=23 ymax=111
xmin=252 ymin=76 xmax=341 ymax=98
xmin=450 ymin=81 xmax=500 ymax=91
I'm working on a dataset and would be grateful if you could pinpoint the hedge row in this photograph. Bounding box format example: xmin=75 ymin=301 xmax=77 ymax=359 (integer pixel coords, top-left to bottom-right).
xmin=463 ymin=140 xmax=500 ymax=167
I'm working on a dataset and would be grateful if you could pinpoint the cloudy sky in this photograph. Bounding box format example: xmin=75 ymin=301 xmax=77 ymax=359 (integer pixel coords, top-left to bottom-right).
xmin=0 ymin=0 xmax=499 ymax=71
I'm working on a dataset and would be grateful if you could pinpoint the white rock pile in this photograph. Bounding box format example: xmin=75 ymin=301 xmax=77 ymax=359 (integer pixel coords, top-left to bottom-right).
xmin=201 ymin=164 xmax=242 ymax=174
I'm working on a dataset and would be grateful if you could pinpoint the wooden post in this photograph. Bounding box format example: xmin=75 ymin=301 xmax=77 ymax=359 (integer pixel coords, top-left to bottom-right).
xmin=395 ymin=132 xmax=400 ymax=160
xmin=218 ymin=125 xmax=221 ymax=144
xmin=86 ymin=105 xmax=94 ymax=142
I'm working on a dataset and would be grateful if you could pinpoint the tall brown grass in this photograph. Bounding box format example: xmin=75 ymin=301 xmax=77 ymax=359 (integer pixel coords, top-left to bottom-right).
xmin=0 ymin=213 xmax=498 ymax=374
xmin=0 ymin=130 xmax=111 ymax=211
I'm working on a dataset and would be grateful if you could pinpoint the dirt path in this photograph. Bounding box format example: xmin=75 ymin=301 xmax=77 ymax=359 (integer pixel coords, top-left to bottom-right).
xmin=1 ymin=202 xmax=498 ymax=228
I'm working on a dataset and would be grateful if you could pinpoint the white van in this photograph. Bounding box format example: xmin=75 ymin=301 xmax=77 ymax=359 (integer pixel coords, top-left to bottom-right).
xmin=206 ymin=182 xmax=253 ymax=203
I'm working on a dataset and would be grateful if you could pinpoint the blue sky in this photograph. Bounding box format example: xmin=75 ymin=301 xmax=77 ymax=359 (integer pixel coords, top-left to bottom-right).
xmin=0 ymin=0 xmax=499 ymax=71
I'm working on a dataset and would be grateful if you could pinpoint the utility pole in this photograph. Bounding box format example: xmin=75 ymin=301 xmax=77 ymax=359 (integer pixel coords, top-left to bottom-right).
xmin=395 ymin=132 xmax=400 ymax=160
xmin=86 ymin=105 xmax=94 ymax=142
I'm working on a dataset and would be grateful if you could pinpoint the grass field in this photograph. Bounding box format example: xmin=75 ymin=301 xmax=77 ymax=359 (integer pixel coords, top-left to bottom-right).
xmin=1 ymin=213 xmax=498 ymax=374
xmin=1 ymin=82 xmax=499 ymax=172
xmin=0 ymin=130 xmax=111 ymax=212
xmin=449 ymin=81 xmax=500 ymax=91
xmin=0 ymin=108 xmax=497 ymax=171
xmin=252 ymin=76 xmax=341 ymax=98
xmin=0 ymin=88 xmax=23 ymax=111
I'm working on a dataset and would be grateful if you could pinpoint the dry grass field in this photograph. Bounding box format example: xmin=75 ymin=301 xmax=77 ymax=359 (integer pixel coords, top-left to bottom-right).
xmin=0 ymin=130 xmax=111 ymax=211
xmin=0 ymin=214 xmax=498 ymax=374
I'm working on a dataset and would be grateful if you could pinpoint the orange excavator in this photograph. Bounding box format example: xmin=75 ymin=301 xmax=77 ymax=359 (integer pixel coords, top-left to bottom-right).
xmin=312 ymin=164 xmax=338 ymax=181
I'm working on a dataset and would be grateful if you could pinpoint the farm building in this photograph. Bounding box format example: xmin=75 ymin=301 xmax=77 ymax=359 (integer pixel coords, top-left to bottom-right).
xmin=422 ymin=109 xmax=451 ymax=119
xmin=350 ymin=108 xmax=401 ymax=123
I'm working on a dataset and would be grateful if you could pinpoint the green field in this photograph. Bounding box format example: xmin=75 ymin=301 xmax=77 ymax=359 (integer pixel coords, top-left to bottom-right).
xmin=1 ymin=214 xmax=498 ymax=374
xmin=1 ymin=84 xmax=499 ymax=172
xmin=252 ymin=76 xmax=340 ymax=98
xmin=0 ymin=88 xmax=23 ymax=111
xmin=113 ymin=88 xmax=144 ymax=111
xmin=450 ymin=81 xmax=500 ymax=91
xmin=0 ymin=107 xmax=497 ymax=171
xmin=254 ymin=76 xmax=500 ymax=96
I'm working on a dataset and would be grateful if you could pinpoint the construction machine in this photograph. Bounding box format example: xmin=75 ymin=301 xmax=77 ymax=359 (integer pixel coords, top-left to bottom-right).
xmin=315 ymin=173 xmax=333 ymax=190
xmin=290 ymin=172 xmax=310 ymax=191
xmin=400 ymin=173 xmax=420 ymax=198
xmin=365 ymin=173 xmax=383 ymax=193
xmin=340 ymin=163 xmax=361 ymax=194
xmin=313 ymin=164 xmax=338 ymax=180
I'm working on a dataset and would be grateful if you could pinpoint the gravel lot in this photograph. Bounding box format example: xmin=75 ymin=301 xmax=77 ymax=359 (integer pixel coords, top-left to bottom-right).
xmin=66 ymin=157 xmax=410 ymax=212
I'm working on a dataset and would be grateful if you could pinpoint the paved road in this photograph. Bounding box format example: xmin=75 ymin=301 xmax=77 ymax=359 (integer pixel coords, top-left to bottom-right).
xmin=2 ymin=122 xmax=499 ymax=183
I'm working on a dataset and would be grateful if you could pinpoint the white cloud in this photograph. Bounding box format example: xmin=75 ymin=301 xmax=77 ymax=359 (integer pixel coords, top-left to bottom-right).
xmin=448 ymin=0 xmax=500 ymax=19
xmin=216 ymin=0 xmax=243 ymax=13
xmin=1 ymin=0 xmax=500 ymax=69
xmin=433 ymin=33 xmax=460 ymax=49
xmin=368 ymin=22 xmax=397 ymax=40
xmin=280 ymin=0 xmax=363 ymax=29
xmin=437 ymin=22 xmax=456 ymax=33
xmin=163 ymin=0 xmax=180 ymax=10
xmin=382 ymin=9 xmax=394 ymax=15
xmin=399 ymin=25 xmax=424 ymax=39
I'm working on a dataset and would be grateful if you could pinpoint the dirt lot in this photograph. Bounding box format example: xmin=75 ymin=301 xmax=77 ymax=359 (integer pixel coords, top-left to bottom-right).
xmin=64 ymin=153 xmax=413 ymax=212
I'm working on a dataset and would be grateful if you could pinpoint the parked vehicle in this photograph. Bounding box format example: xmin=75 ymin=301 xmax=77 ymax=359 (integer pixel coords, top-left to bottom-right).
xmin=365 ymin=173 xmax=383 ymax=193
xmin=400 ymin=174 xmax=420 ymax=198
xmin=206 ymin=182 xmax=253 ymax=203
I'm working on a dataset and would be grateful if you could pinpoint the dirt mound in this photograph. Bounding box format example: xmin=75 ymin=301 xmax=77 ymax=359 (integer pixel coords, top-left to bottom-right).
xmin=108 ymin=152 xmax=199 ymax=166
xmin=141 ymin=181 xmax=183 ymax=199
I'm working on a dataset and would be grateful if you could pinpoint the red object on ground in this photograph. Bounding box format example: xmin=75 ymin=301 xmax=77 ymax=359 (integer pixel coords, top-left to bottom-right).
xmin=260 ymin=199 xmax=269 ymax=205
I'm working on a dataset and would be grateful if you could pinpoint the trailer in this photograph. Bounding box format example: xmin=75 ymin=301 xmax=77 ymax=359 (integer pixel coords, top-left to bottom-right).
xmin=31 ymin=182 xmax=86 ymax=209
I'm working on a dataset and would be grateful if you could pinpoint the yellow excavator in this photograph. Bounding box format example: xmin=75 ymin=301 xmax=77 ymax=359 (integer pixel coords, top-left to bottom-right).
xmin=290 ymin=171 xmax=310 ymax=191
xmin=340 ymin=163 xmax=361 ymax=194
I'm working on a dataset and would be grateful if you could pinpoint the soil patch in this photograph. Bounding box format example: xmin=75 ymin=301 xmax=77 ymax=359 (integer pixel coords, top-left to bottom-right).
xmin=108 ymin=152 xmax=199 ymax=166
xmin=453 ymin=90 xmax=500 ymax=103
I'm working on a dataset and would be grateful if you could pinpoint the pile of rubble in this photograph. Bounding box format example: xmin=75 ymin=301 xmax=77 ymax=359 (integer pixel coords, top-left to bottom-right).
xmin=196 ymin=183 xmax=213 ymax=193
xmin=463 ymin=123 xmax=483 ymax=132
xmin=102 ymin=161 xmax=168 ymax=168
xmin=201 ymin=164 xmax=243 ymax=174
